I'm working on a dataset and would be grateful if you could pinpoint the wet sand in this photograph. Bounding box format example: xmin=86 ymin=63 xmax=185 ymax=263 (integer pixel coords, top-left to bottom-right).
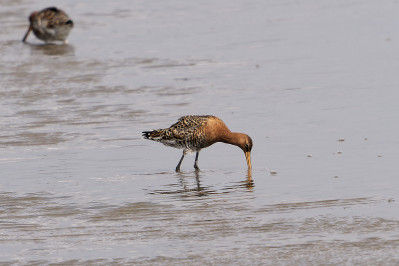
xmin=1 ymin=0 xmax=399 ymax=264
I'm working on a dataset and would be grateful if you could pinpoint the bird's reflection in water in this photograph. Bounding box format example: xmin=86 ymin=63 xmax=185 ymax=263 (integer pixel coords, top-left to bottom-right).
xmin=28 ymin=43 xmax=75 ymax=56
xmin=245 ymin=169 xmax=254 ymax=189
xmin=176 ymin=170 xmax=210 ymax=197
xmin=148 ymin=171 xmax=214 ymax=197
xmin=222 ymin=169 xmax=254 ymax=192
xmin=149 ymin=170 xmax=254 ymax=197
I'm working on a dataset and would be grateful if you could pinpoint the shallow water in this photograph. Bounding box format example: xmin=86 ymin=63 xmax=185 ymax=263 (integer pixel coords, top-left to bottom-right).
xmin=1 ymin=0 xmax=399 ymax=264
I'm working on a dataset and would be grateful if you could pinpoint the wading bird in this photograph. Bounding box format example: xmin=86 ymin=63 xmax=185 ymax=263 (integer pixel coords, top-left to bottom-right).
xmin=22 ymin=7 xmax=73 ymax=44
xmin=143 ymin=115 xmax=253 ymax=172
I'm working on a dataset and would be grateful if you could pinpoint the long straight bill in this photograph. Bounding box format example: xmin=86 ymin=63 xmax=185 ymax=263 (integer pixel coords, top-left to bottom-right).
xmin=22 ymin=26 xmax=32 ymax=42
xmin=245 ymin=151 xmax=252 ymax=170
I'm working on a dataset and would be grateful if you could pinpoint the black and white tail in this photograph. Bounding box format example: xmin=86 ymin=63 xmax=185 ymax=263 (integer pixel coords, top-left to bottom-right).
xmin=142 ymin=130 xmax=163 ymax=140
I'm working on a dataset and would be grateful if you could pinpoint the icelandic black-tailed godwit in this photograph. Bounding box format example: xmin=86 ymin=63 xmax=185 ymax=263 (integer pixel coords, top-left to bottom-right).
xmin=143 ymin=115 xmax=253 ymax=172
xmin=22 ymin=7 xmax=73 ymax=44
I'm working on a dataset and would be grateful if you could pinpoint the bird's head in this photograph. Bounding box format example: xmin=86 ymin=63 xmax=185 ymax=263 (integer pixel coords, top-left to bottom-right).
xmin=29 ymin=11 xmax=39 ymax=23
xmin=236 ymin=134 xmax=253 ymax=170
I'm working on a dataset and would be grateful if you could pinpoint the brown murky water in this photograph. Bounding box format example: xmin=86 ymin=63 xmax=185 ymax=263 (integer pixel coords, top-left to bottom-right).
xmin=1 ymin=0 xmax=399 ymax=264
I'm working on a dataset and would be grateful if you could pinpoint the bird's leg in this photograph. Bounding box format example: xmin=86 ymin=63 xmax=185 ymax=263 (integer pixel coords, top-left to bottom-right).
xmin=194 ymin=151 xmax=200 ymax=170
xmin=176 ymin=150 xmax=187 ymax=172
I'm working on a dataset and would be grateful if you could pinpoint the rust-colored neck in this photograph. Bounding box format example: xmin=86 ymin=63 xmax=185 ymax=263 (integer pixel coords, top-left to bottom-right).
xmin=219 ymin=131 xmax=252 ymax=170
xmin=206 ymin=116 xmax=249 ymax=150
xmin=219 ymin=132 xmax=245 ymax=147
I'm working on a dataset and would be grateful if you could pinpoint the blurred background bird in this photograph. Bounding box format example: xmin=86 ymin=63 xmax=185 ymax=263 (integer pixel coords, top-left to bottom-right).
xmin=22 ymin=7 xmax=74 ymax=44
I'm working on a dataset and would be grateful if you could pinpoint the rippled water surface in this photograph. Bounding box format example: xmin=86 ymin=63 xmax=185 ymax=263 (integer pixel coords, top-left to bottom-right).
xmin=1 ymin=0 xmax=399 ymax=264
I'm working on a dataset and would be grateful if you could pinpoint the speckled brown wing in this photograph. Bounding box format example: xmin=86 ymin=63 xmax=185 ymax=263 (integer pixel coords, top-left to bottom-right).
xmin=39 ymin=7 xmax=72 ymax=29
xmin=143 ymin=115 xmax=215 ymax=150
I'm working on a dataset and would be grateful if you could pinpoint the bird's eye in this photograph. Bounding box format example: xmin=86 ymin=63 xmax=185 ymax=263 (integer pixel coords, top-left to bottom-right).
xmin=245 ymin=143 xmax=249 ymax=150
